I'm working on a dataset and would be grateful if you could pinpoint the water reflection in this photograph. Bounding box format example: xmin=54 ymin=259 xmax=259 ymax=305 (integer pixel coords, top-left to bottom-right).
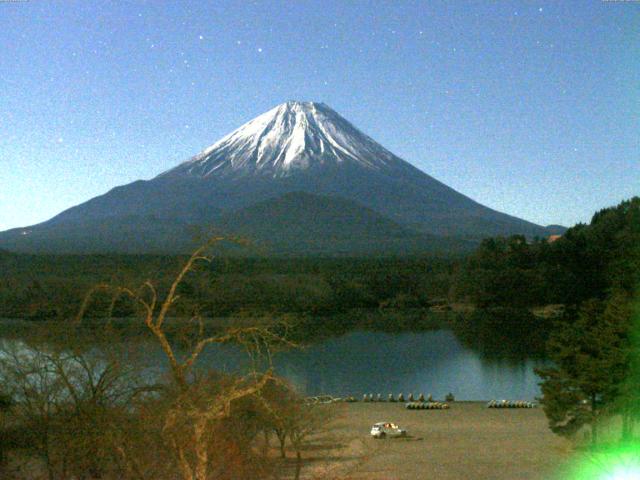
xmin=1 ymin=325 xmax=546 ymax=401
xmin=193 ymin=330 xmax=546 ymax=400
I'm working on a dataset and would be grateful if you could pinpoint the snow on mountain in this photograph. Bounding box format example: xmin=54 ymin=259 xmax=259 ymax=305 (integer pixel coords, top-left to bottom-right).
xmin=160 ymin=101 xmax=403 ymax=179
xmin=0 ymin=100 xmax=559 ymax=254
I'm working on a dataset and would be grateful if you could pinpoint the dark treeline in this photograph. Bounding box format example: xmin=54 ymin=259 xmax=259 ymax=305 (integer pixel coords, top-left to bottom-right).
xmin=1 ymin=197 xmax=638 ymax=475
xmin=453 ymin=197 xmax=640 ymax=308
xmin=0 ymin=259 xmax=330 ymax=480
xmin=533 ymin=198 xmax=640 ymax=444
xmin=1 ymin=198 xmax=638 ymax=356
xmin=0 ymin=254 xmax=455 ymax=320
xmin=449 ymin=197 xmax=640 ymax=443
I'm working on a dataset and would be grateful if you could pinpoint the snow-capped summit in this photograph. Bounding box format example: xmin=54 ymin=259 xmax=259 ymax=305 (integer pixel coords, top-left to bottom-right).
xmin=161 ymin=101 xmax=403 ymax=179
xmin=0 ymin=100 xmax=560 ymax=254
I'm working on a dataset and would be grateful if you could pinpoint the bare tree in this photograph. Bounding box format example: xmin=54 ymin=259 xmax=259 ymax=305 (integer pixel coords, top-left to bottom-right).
xmin=255 ymin=379 xmax=331 ymax=480
xmin=0 ymin=333 xmax=144 ymax=480
xmin=75 ymin=237 xmax=296 ymax=480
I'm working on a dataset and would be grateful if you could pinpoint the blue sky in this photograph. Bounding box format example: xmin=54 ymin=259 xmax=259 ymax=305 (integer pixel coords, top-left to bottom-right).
xmin=1 ymin=0 xmax=638 ymax=231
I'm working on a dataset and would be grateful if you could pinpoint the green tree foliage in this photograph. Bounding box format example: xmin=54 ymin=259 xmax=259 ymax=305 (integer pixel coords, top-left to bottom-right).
xmin=0 ymin=240 xmax=328 ymax=480
xmin=608 ymin=292 xmax=640 ymax=440
xmin=454 ymin=197 xmax=640 ymax=308
xmin=536 ymin=299 xmax=630 ymax=443
xmin=533 ymin=199 xmax=640 ymax=443
xmin=0 ymin=255 xmax=454 ymax=320
xmin=1 ymin=197 xmax=638 ymax=322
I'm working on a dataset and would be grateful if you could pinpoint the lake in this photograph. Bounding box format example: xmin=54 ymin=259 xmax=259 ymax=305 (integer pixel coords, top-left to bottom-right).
xmin=0 ymin=324 xmax=546 ymax=401
xmin=271 ymin=330 xmax=546 ymax=401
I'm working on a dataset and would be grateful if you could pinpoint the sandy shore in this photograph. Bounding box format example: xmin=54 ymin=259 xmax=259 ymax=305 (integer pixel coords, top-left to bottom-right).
xmin=297 ymin=402 xmax=573 ymax=480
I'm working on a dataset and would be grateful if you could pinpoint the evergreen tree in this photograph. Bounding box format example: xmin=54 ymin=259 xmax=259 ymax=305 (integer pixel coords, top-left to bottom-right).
xmin=536 ymin=299 xmax=628 ymax=444
xmin=609 ymin=292 xmax=640 ymax=441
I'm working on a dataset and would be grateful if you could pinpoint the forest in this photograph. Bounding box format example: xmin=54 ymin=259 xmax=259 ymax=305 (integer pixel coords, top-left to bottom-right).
xmin=1 ymin=197 xmax=639 ymax=478
xmin=1 ymin=198 xmax=638 ymax=346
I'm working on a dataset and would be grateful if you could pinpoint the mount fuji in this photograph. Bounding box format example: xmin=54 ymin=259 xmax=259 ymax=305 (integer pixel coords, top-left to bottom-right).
xmin=0 ymin=101 xmax=561 ymax=255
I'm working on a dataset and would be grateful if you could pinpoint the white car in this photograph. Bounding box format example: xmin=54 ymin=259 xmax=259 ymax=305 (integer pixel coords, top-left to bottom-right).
xmin=370 ymin=422 xmax=407 ymax=439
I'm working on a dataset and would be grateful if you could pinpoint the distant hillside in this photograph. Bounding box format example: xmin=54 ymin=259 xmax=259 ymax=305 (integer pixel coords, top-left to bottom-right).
xmin=218 ymin=192 xmax=475 ymax=255
xmin=0 ymin=193 xmax=476 ymax=256
xmin=0 ymin=216 xmax=198 ymax=254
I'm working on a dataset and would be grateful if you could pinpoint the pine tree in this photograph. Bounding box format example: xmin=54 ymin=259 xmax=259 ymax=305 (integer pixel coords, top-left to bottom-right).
xmin=607 ymin=292 xmax=640 ymax=441
xmin=536 ymin=299 xmax=628 ymax=444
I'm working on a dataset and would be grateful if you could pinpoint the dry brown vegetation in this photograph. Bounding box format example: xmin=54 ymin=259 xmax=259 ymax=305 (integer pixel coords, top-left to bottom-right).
xmin=0 ymin=237 xmax=597 ymax=479
xmin=0 ymin=238 xmax=331 ymax=480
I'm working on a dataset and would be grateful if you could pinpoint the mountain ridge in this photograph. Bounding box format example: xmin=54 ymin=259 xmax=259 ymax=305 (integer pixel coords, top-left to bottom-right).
xmin=0 ymin=101 xmax=563 ymax=254
xmin=217 ymin=191 xmax=473 ymax=255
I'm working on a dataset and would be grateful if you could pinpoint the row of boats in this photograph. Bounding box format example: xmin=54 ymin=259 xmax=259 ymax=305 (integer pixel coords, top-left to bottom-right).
xmin=486 ymin=400 xmax=536 ymax=408
xmin=361 ymin=393 xmax=450 ymax=403
xmin=304 ymin=395 xmax=537 ymax=408
xmin=405 ymin=401 xmax=450 ymax=410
